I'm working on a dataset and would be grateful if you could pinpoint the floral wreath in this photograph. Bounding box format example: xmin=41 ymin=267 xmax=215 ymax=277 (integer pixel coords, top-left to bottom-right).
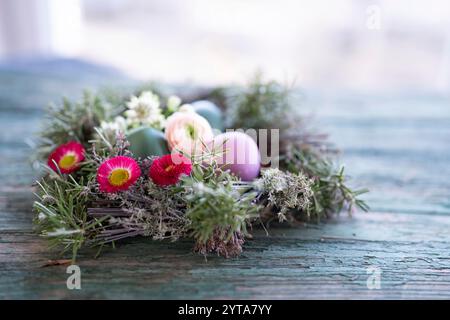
xmin=33 ymin=75 xmax=369 ymax=260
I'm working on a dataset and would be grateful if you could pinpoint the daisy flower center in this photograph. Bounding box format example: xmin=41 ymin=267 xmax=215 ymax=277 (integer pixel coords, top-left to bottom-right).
xmin=136 ymin=104 xmax=150 ymax=118
xmin=58 ymin=154 xmax=77 ymax=170
xmin=164 ymin=164 xmax=175 ymax=172
xmin=108 ymin=168 xmax=130 ymax=187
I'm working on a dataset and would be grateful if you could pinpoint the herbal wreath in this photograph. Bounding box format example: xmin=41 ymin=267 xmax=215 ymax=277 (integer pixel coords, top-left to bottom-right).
xmin=33 ymin=75 xmax=368 ymax=260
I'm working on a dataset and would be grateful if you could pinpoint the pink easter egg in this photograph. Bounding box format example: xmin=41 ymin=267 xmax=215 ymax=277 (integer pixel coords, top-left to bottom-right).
xmin=211 ymin=132 xmax=261 ymax=181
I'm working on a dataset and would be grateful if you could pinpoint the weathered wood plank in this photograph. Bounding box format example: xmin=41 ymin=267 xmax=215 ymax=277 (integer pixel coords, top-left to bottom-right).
xmin=1 ymin=211 xmax=450 ymax=299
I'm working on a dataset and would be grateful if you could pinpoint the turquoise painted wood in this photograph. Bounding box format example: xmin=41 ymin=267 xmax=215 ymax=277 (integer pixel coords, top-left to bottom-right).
xmin=1 ymin=60 xmax=450 ymax=299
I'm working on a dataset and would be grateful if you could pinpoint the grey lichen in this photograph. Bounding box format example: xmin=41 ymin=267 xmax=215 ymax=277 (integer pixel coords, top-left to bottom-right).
xmin=254 ymin=168 xmax=313 ymax=221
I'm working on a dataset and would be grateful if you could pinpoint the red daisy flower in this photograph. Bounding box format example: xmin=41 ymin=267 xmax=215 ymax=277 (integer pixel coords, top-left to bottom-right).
xmin=47 ymin=141 xmax=85 ymax=174
xmin=97 ymin=156 xmax=141 ymax=193
xmin=149 ymin=153 xmax=192 ymax=186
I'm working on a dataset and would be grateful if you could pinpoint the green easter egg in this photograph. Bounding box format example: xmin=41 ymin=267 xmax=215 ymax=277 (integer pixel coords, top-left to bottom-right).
xmin=127 ymin=127 xmax=169 ymax=159
xmin=192 ymin=100 xmax=224 ymax=131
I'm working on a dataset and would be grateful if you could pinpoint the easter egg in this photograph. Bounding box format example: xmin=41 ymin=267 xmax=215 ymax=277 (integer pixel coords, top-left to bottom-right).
xmin=191 ymin=100 xmax=224 ymax=131
xmin=211 ymin=131 xmax=261 ymax=181
xmin=127 ymin=127 xmax=169 ymax=159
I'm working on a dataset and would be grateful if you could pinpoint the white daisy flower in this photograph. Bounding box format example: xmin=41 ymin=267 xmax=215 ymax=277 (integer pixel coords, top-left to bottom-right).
xmin=125 ymin=91 xmax=165 ymax=129
xmin=167 ymin=95 xmax=182 ymax=111
xmin=101 ymin=116 xmax=127 ymax=133
xmin=113 ymin=116 xmax=127 ymax=132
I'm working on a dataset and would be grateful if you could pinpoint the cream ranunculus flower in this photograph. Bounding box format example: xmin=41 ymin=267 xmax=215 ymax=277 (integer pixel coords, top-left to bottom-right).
xmin=165 ymin=109 xmax=213 ymax=156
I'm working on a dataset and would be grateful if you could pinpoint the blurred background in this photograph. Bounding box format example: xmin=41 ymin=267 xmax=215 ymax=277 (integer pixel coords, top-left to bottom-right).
xmin=1 ymin=0 xmax=450 ymax=93
xmin=0 ymin=0 xmax=449 ymax=216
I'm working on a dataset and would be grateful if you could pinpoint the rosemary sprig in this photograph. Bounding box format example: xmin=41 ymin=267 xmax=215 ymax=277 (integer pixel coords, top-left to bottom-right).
xmin=284 ymin=147 xmax=369 ymax=221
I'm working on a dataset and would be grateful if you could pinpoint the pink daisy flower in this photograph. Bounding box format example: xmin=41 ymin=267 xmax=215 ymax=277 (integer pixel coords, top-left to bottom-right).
xmin=149 ymin=153 xmax=192 ymax=186
xmin=97 ymin=156 xmax=141 ymax=193
xmin=47 ymin=141 xmax=85 ymax=174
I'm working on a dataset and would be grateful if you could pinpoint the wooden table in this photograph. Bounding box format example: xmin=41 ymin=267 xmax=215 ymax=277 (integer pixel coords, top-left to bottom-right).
xmin=1 ymin=61 xmax=449 ymax=299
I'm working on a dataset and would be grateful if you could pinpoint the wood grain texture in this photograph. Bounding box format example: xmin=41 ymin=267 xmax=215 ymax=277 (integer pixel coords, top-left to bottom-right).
xmin=1 ymin=60 xmax=450 ymax=299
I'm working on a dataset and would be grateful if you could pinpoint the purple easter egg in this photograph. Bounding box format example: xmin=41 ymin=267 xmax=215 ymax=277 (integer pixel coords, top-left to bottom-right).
xmin=211 ymin=132 xmax=261 ymax=181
